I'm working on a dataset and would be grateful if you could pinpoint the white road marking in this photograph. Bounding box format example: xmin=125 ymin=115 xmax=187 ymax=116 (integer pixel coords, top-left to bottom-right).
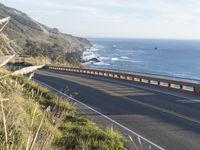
xmin=34 ymin=79 xmax=165 ymax=150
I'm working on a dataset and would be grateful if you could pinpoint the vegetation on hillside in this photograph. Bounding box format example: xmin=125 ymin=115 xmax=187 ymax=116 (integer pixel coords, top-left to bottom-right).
xmin=24 ymin=39 xmax=83 ymax=65
xmin=0 ymin=35 xmax=11 ymax=56
xmin=0 ymin=2 xmax=92 ymax=64
xmin=0 ymin=68 xmax=126 ymax=150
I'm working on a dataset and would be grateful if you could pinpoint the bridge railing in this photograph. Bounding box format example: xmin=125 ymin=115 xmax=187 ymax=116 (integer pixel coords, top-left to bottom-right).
xmin=45 ymin=65 xmax=200 ymax=95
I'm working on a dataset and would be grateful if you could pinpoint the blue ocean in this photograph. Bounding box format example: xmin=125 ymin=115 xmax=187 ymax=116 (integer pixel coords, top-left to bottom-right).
xmin=83 ymin=38 xmax=200 ymax=80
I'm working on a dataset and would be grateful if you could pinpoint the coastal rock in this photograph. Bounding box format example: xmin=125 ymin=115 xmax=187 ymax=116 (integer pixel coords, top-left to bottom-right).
xmin=83 ymin=57 xmax=100 ymax=63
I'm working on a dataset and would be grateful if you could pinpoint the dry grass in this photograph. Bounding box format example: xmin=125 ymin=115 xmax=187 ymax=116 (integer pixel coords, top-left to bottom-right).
xmin=24 ymin=56 xmax=51 ymax=66
xmin=0 ymin=78 xmax=57 ymax=149
xmin=9 ymin=56 xmax=51 ymax=66
xmin=0 ymin=68 xmax=126 ymax=150
xmin=0 ymin=67 xmax=9 ymax=74
xmin=9 ymin=56 xmax=80 ymax=68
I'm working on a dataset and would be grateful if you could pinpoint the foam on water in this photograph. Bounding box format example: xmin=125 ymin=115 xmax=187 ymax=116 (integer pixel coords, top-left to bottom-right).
xmin=111 ymin=57 xmax=119 ymax=61
xmin=94 ymin=62 xmax=110 ymax=66
xmin=121 ymin=56 xmax=129 ymax=59
xmin=84 ymin=38 xmax=200 ymax=80
xmin=122 ymin=60 xmax=142 ymax=63
xmin=99 ymin=57 xmax=110 ymax=60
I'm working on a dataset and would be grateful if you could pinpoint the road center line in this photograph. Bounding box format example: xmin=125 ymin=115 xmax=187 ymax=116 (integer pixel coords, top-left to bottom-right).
xmin=34 ymin=79 xmax=165 ymax=150
xmin=36 ymin=71 xmax=200 ymax=125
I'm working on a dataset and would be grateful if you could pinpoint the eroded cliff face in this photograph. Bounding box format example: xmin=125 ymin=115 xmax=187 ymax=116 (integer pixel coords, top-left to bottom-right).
xmin=0 ymin=3 xmax=92 ymax=64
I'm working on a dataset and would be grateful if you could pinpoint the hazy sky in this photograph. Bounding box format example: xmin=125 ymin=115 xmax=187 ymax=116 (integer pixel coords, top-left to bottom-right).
xmin=1 ymin=0 xmax=200 ymax=39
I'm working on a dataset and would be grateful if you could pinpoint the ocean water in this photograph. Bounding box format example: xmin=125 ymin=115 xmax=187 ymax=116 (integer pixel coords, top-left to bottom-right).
xmin=83 ymin=38 xmax=200 ymax=80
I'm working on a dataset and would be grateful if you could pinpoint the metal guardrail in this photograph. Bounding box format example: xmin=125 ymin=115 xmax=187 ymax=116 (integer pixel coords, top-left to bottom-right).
xmin=87 ymin=66 xmax=200 ymax=84
xmin=46 ymin=66 xmax=200 ymax=95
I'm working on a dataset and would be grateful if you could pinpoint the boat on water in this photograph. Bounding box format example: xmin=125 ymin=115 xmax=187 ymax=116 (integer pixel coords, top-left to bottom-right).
xmin=154 ymin=47 xmax=158 ymax=50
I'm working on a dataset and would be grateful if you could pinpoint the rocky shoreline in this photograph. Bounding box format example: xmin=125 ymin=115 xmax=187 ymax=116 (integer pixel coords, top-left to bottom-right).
xmin=81 ymin=48 xmax=101 ymax=64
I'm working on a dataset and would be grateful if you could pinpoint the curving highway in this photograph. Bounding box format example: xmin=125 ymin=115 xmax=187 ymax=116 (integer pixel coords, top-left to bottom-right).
xmin=34 ymin=69 xmax=200 ymax=150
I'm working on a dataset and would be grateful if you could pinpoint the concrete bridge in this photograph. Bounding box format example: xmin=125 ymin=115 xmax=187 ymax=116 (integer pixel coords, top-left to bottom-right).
xmin=34 ymin=65 xmax=200 ymax=150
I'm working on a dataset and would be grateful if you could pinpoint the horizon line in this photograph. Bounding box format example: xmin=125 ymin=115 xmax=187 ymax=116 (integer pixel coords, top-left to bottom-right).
xmin=85 ymin=36 xmax=200 ymax=41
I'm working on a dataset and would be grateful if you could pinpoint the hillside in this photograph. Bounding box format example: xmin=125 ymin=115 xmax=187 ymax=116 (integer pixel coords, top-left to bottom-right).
xmin=0 ymin=68 xmax=125 ymax=149
xmin=0 ymin=3 xmax=92 ymax=64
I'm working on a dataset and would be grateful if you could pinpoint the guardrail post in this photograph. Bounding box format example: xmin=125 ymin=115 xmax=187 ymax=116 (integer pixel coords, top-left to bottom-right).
xmin=194 ymin=85 xmax=200 ymax=95
xmin=168 ymin=83 xmax=171 ymax=88
xmin=180 ymin=85 xmax=184 ymax=90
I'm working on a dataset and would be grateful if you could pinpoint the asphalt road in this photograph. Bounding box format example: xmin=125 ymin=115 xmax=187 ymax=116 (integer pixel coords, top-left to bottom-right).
xmin=34 ymin=69 xmax=200 ymax=150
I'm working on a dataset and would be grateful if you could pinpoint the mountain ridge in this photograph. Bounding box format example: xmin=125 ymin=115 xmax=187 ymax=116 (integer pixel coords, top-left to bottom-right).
xmin=0 ymin=3 xmax=92 ymax=64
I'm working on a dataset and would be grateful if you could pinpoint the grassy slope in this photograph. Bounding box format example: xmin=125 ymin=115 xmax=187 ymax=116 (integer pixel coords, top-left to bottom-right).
xmin=0 ymin=68 xmax=126 ymax=150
